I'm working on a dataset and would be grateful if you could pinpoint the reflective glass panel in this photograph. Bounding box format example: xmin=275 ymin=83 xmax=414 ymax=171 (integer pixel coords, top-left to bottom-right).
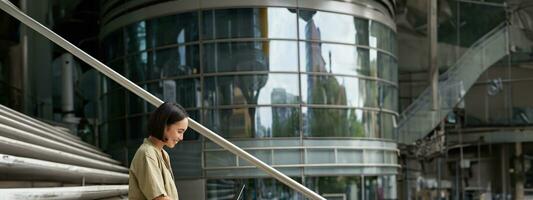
xmin=380 ymin=83 xmax=398 ymax=111
xmin=202 ymin=8 xmax=297 ymax=40
xmin=143 ymin=79 xmax=200 ymax=108
xmin=377 ymin=52 xmax=397 ymax=82
xmin=299 ymin=10 xmax=369 ymax=45
xmin=305 ymin=176 xmax=362 ymax=200
xmin=207 ymin=178 xmax=302 ymax=200
xmin=204 ymin=107 xmax=300 ymax=138
xmin=299 ymin=42 xmax=372 ymax=76
xmin=381 ymin=113 xmax=395 ymax=140
xmin=125 ymin=21 xmax=147 ymax=53
xmin=204 ymin=74 xmax=300 ymax=106
xmin=167 ymin=78 xmax=200 ymax=109
xmin=102 ymin=29 xmax=124 ymax=60
xmin=127 ymin=52 xmax=149 ymax=83
xmin=149 ymin=12 xmax=199 ymax=47
xmin=301 ymin=75 xmax=384 ymax=109
xmin=203 ymin=41 xmax=298 ymax=73
xmin=303 ymin=107 xmax=381 ymax=138
xmin=151 ymin=45 xmax=200 ymax=78
xmin=102 ymin=90 xmax=125 ymax=120
xmin=369 ymin=21 xmax=395 ymax=54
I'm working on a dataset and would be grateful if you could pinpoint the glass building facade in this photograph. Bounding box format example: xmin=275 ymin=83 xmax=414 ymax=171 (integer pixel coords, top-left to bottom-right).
xmin=100 ymin=0 xmax=398 ymax=199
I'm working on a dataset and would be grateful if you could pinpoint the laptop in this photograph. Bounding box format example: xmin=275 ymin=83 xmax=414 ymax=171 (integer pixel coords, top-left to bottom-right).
xmin=235 ymin=184 xmax=246 ymax=200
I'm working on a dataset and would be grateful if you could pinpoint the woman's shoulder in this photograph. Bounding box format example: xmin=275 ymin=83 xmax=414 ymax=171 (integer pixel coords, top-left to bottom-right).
xmin=144 ymin=142 xmax=162 ymax=154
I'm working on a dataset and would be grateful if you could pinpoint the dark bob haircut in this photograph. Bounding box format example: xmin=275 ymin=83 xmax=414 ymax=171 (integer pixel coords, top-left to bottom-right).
xmin=147 ymin=102 xmax=188 ymax=140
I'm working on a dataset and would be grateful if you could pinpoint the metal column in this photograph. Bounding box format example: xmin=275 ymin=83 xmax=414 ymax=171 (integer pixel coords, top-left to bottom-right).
xmin=428 ymin=0 xmax=438 ymax=111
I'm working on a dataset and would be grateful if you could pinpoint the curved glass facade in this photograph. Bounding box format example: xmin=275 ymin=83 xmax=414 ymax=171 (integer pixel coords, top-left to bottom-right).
xmin=100 ymin=3 xmax=397 ymax=199
xmin=206 ymin=175 xmax=396 ymax=199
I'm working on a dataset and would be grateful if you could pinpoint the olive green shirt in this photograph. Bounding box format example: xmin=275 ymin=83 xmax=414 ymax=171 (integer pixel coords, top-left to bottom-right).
xmin=129 ymin=138 xmax=179 ymax=200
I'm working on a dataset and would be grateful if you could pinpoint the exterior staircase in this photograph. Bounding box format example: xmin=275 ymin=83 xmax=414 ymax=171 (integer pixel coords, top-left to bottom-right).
xmin=397 ymin=23 xmax=511 ymax=144
xmin=0 ymin=104 xmax=129 ymax=199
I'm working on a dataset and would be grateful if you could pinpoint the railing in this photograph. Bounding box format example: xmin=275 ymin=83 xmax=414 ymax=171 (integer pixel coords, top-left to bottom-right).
xmin=397 ymin=22 xmax=511 ymax=144
xmin=0 ymin=0 xmax=325 ymax=199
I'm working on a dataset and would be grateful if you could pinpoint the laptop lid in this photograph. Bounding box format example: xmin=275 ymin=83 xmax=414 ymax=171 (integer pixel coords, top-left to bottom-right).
xmin=235 ymin=184 xmax=246 ymax=200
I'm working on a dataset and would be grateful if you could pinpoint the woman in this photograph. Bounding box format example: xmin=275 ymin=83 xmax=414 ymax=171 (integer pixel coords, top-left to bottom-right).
xmin=129 ymin=102 xmax=189 ymax=200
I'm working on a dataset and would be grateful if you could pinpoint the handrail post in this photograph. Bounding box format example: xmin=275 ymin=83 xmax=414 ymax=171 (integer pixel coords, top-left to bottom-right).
xmin=0 ymin=0 xmax=325 ymax=199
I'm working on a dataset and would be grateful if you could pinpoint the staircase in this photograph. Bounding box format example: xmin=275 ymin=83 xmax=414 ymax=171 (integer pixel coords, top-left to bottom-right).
xmin=397 ymin=23 xmax=511 ymax=144
xmin=0 ymin=104 xmax=128 ymax=199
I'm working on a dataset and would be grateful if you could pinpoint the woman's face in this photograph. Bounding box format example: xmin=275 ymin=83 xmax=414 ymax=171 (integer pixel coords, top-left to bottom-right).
xmin=163 ymin=118 xmax=189 ymax=148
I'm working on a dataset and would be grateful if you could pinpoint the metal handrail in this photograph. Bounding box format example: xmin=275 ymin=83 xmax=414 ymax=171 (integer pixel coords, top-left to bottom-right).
xmin=0 ymin=0 xmax=325 ymax=199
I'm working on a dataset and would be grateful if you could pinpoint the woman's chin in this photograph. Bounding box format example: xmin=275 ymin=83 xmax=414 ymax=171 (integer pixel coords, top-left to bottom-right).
xmin=166 ymin=143 xmax=177 ymax=148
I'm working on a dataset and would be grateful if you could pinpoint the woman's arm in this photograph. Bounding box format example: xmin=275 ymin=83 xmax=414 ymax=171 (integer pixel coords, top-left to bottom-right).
xmin=133 ymin=153 xmax=169 ymax=199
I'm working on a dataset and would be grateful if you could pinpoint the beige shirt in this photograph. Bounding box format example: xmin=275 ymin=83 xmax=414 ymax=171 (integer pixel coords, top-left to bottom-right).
xmin=129 ymin=138 xmax=179 ymax=200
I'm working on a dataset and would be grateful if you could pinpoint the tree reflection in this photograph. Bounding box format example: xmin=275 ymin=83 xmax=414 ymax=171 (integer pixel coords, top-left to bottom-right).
xmin=300 ymin=10 xmax=368 ymax=137
xmin=233 ymin=48 xmax=268 ymax=137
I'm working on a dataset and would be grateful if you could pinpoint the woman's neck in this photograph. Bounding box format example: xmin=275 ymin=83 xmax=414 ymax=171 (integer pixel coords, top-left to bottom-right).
xmin=148 ymin=136 xmax=165 ymax=150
